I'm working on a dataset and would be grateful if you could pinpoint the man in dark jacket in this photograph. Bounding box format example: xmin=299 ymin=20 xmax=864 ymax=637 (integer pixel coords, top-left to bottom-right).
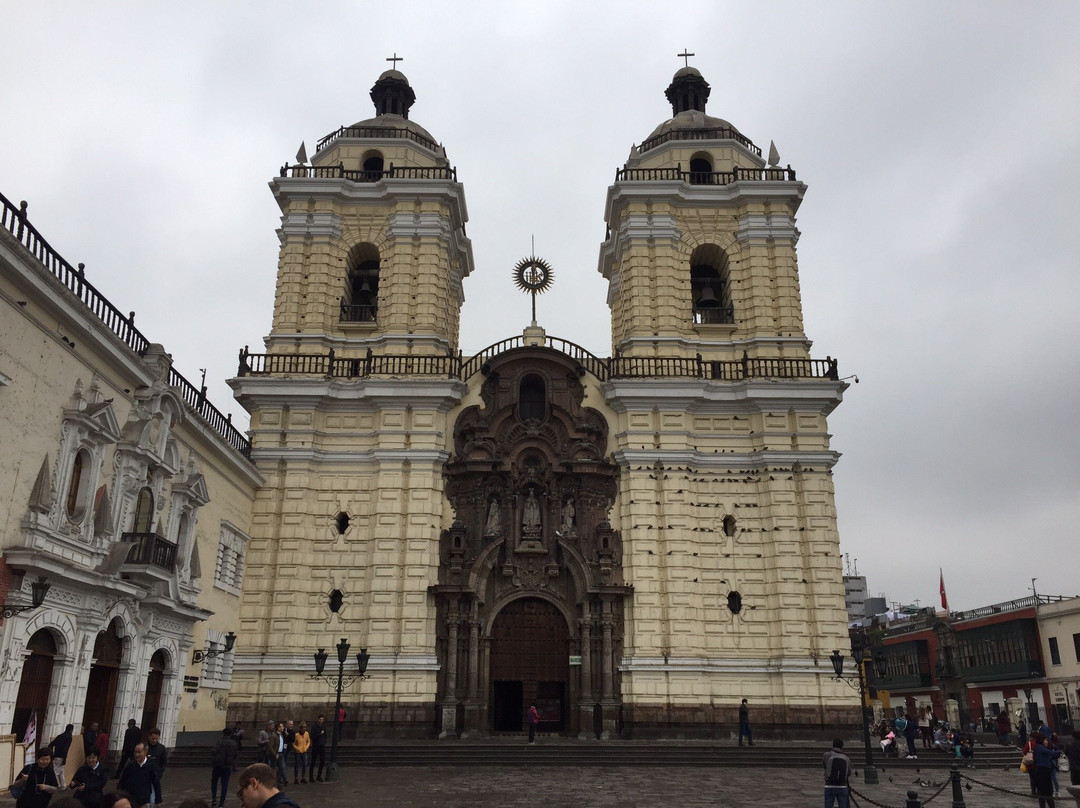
xmin=145 ymin=728 xmax=169 ymax=783
xmin=49 ymin=724 xmax=74 ymax=787
xmin=236 ymin=763 xmax=301 ymax=808
xmin=210 ymin=727 xmax=239 ymax=807
xmin=307 ymin=716 xmax=326 ymax=783
xmin=117 ymin=743 xmax=162 ymax=807
xmin=116 ymin=719 xmax=141 ymax=777
xmin=69 ymin=748 xmax=109 ymax=808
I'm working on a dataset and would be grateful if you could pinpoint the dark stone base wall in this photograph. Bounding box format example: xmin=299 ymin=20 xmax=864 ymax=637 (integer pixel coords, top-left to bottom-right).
xmin=227 ymin=701 xmax=436 ymax=740
xmin=226 ymin=699 xmax=854 ymax=741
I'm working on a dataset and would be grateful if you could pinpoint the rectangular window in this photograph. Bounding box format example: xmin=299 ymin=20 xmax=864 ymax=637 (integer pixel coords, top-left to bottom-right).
xmin=1049 ymin=637 xmax=1061 ymax=666
xmin=1073 ymin=633 xmax=1080 ymax=663
xmin=214 ymin=521 xmax=250 ymax=595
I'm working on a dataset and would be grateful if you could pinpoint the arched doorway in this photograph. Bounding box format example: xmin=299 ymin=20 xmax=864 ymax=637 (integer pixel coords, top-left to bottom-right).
xmin=141 ymin=650 xmax=167 ymax=731
xmin=490 ymin=598 xmax=569 ymax=733
xmin=12 ymin=629 xmax=57 ymax=738
xmin=82 ymin=619 xmax=124 ymax=736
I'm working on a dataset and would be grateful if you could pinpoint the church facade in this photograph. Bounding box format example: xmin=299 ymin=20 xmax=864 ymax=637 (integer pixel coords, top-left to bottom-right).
xmin=227 ymin=66 xmax=855 ymax=737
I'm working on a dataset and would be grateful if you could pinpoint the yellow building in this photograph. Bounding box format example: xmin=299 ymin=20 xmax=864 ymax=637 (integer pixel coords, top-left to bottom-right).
xmin=228 ymin=66 xmax=855 ymax=738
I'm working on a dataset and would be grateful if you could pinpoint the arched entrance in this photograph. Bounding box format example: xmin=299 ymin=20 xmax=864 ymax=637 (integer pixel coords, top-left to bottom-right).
xmin=490 ymin=598 xmax=569 ymax=733
xmin=82 ymin=619 xmax=124 ymax=735
xmin=12 ymin=629 xmax=57 ymax=738
xmin=141 ymin=650 xmax=167 ymax=731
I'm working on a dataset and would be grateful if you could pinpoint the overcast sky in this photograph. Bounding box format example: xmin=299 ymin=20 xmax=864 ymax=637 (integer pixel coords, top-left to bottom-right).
xmin=3 ymin=2 xmax=1077 ymax=613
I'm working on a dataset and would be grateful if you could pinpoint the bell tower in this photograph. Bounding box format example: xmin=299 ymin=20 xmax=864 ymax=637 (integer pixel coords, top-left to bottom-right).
xmin=599 ymin=67 xmax=807 ymax=365
xmin=268 ymin=69 xmax=473 ymax=358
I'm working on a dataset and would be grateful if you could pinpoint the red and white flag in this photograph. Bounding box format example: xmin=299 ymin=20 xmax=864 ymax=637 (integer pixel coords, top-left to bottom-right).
xmin=939 ymin=568 xmax=948 ymax=611
xmin=23 ymin=711 xmax=36 ymax=766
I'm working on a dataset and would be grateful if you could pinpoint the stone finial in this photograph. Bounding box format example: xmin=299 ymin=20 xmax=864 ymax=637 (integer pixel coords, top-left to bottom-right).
xmin=28 ymin=455 xmax=56 ymax=513
xmin=768 ymin=141 xmax=780 ymax=167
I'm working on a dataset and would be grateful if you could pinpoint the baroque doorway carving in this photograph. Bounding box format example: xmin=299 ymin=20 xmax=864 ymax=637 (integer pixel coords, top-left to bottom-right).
xmin=431 ymin=348 xmax=630 ymax=738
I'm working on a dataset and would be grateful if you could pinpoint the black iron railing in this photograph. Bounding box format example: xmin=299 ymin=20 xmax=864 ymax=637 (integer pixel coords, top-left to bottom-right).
xmin=238 ymin=342 xmax=840 ymax=384
xmin=615 ymin=165 xmax=796 ymax=183
xmin=279 ymin=163 xmax=457 ymax=182
xmin=316 ymin=125 xmax=440 ymax=153
xmin=693 ymin=305 xmax=736 ymax=325
xmin=0 ymin=190 xmax=251 ymax=461
xmin=639 ymin=126 xmax=762 ymax=156
xmin=122 ymin=532 xmax=178 ymax=572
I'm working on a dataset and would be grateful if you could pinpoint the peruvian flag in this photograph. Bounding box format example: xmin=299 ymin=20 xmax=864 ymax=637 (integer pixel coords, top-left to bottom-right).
xmin=939 ymin=569 xmax=948 ymax=611
xmin=23 ymin=711 xmax=36 ymax=766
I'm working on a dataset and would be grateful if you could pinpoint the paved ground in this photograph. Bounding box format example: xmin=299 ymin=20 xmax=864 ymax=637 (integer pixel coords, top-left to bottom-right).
xmin=5 ymin=757 xmax=1068 ymax=808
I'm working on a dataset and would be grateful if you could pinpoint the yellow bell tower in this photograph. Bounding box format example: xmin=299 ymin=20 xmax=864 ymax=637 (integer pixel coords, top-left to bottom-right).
xmin=267 ymin=69 xmax=473 ymax=359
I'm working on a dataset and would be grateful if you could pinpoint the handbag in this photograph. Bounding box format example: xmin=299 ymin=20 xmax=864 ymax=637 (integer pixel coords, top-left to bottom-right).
xmin=9 ymin=780 xmax=25 ymax=801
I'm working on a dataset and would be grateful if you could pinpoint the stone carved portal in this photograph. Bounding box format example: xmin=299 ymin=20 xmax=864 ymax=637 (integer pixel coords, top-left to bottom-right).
xmin=431 ymin=349 xmax=629 ymax=738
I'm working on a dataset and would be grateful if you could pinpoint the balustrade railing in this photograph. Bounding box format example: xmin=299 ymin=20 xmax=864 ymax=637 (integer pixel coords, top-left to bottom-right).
xmin=280 ymin=163 xmax=457 ymax=182
xmin=340 ymin=302 xmax=377 ymax=323
xmin=122 ymin=532 xmax=178 ymax=572
xmin=638 ymin=126 xmax=763 ymax=156
xmin=1 ymin=189 xmax=251 ymax=460
xmin=615 ymin=165 xmax=796 ymax=184
xmin=238 ymin=344 xmax=840 ymax=384
xmin=316 ymin=125 xmax=440 ymax=153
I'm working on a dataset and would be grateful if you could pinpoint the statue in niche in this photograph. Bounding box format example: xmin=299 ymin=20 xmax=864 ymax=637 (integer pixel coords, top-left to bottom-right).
xmin=561 ymin=497 xmax=575 ymax=533
xmin=484 ymin=499 xmax=501 ymax=536
xmin=522 ymin=488 xmax=541 ymax=531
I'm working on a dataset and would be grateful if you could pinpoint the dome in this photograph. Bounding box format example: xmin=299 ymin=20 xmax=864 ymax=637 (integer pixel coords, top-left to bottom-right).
xmin=344 ymin=113 xmax=440 ymax=151
xmin=377 ymin=69 xmax=410 ymax=83
xmin=638 ymin=68 xmax=759 ymax=156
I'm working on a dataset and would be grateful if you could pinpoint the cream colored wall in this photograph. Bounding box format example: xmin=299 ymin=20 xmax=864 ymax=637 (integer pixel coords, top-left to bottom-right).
xmin=1 ymin=237 xmax=258 ymax=738
xmin=1038 ymin=598 xmax=1080 ymax=723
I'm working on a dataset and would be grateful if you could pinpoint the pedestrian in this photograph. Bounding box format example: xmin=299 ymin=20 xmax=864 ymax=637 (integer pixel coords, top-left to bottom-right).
xmin=13 ymin=748 xmax=60 ymax=808
xmin=918 ymin=707 xmax=932 ymax=749
xmin=1032 ymin=734 xmax=1060 ymax=808
xmin=231 ymin=723 xmax=245 ymax=757
xmin=145 ymin=727 xmax=169 ymax=784
xmin=526 ymin=703 xmax=539 ymax=744
xmin=823 ymin=737 xmax=851 ymax=808
xmin=95 ymin=728 xmax=110 ymax=763
xmin=49 ymin=723 xmax=75 ymax=787
xmin=738 ymin=698 xmax=753 ymax=746
xmin=116 ymin=719 xmax=141 ymax=777
xmin=210 ymin=727 xmax=239 ymax=807
xmin=235 ymin=763 xmax=301 ymax=808
xmin=335 ymin=708 xmax=345 ymax=748
xmin=308 ymin=715 xmax=326 ymax=782
xmin=291 ymin=722 xmax=310 ymax=784
xmin=84 ymin=723 xmax=100 ymax=760
xmin=256 ymin=722 xmax=272 ymax=765
xmin=1064 ymin=730 xmax=1080 ymax=787
xmin=996 ymin=711 xmax=1012 ymax=745
xmin=269 ymin=723 xmax=288 ymax=787
xmin=1023 ymin=731 xmax=1042 ymax=795
xmin=116 ymin=742 xmax=162 ymax=808
xmin=901 ymin=712 xmax=918 ymax=759
xmin=281 ymin=721 xmax=295 ymax=776
xmin=69 ymin=749 xmax=109 ymax=808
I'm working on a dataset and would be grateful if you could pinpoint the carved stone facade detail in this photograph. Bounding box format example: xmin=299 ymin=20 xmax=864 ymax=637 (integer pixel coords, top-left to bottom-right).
xmin=432 ymin=348 xmax=630 ymax=738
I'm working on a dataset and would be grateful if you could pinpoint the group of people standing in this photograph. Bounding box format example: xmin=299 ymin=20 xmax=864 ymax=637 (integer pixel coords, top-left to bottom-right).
xmin=1021 ymin=724 xmax=1080 ymax=808
xmin=253 ymin=716 xmax=329 ymax=791
xmin=12 ymin=719 xmax=169 ymax=808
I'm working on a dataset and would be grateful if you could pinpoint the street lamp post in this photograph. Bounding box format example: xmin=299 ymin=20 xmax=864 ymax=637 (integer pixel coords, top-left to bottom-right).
xmin=311 ymin=638 xmax=369 ymax=783
xmin=831 ymin=633 xmax=887 ymax=786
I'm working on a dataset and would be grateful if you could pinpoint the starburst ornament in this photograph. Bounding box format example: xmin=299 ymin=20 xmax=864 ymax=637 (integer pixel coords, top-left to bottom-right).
xmin=513 ymin=256 xmax=554 ymax=324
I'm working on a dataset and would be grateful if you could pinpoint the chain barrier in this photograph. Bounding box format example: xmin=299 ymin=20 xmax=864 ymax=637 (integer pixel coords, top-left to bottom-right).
xmin=959 ymin=771 xmax=1044 ymax=800
xmin=850 ymin=785 xmax=904 ymax=808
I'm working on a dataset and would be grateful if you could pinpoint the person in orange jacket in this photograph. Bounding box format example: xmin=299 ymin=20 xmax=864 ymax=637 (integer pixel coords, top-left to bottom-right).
xmin=290 ymin=721 xmax=311 ymax=784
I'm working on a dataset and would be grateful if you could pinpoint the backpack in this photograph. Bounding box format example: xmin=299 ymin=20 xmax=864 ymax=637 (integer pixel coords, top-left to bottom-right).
xmin=895 ymin=717 xmax=907 ymax=733
xmin=825 ymin=751 xmax=849 ymax=786
xmin=211 ymin=740 xmax=229 ymax=768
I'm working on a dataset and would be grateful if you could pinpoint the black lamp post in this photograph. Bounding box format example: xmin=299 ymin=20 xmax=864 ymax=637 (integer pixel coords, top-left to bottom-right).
xmin=312 ymin=637 xmax=369 ymax=782
xmin=192 ymin=631 xmax=236 ymax=664
xmin=831 ymin=633 xmax=887 ymax=785
xmin=1 ymin=576 xmax=51 ymax=619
